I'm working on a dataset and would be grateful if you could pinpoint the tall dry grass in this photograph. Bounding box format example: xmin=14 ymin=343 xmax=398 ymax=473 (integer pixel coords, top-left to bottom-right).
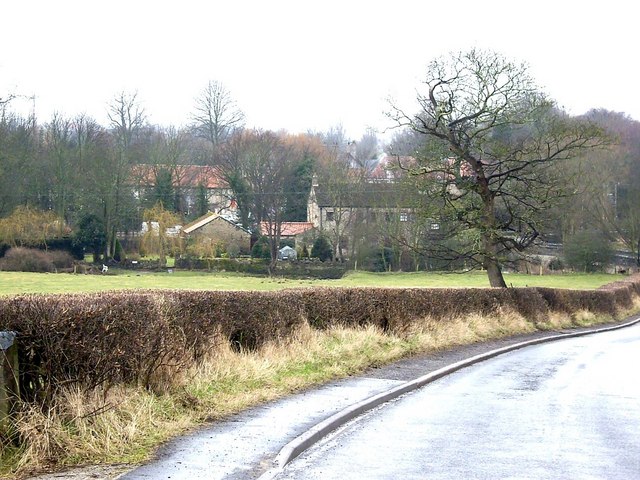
xmin=3 ymin=299 xmax=639 ymax=478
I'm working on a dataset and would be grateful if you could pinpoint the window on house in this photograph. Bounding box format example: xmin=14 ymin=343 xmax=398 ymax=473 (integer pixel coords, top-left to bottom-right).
xmin=430 ymin=223 xmax=440 ymax=230
xmin=400 ymin=212 xmax=408 ymax=222
xmin=326 ymin=210 xmax=334 ymax=222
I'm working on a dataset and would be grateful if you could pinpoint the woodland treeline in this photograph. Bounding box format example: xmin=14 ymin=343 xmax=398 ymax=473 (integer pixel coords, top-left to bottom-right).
xmin=0 ymin=86 xmax=380 ymax=260
xmin=1 ymin=67 xmax=639 ymax=273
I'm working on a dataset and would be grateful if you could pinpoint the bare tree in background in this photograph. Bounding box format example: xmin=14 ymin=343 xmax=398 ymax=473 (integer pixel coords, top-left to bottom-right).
xmin=139 ymin=126 xmax=189 ymax=213
xmin=0 ymin=104 xmax=40 ymax=215
xmin=43 ymin=113 xmax=75 ymax=225
xmin=0 ymin=94 xmax=15 ymax=110
xmin=353 ymin=128 xmax=379 ymax=174
xmin=192 ymin=80 xmax=245 ymax=151
xmin=104 ymin=91 xmax=146 ymax=258
xmin=71 ymin=113 xmax=112 ymax=236
xmin=312 ymin=126 xmax=354 ymax=262
xmin=218 ymin=130 xmax=302 ymax=273
xmin=568 ymin=110 xmax=640 ymax=266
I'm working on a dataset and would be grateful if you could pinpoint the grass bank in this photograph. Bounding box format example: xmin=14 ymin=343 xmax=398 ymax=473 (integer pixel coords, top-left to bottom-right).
xmin=3 ymin=295 xmax=639 ymax=478
xmin=0 ymin=270 xmax=623 ymax=295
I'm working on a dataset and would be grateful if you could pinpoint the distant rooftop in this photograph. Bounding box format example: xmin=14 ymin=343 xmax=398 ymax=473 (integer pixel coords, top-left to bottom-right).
xmin=131 ymin=164 xmax=229 ymax=189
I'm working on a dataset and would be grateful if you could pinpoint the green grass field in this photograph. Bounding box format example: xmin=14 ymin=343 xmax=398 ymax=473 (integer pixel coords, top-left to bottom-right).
xmin=0 ymin=269 xmax=624 ymax=295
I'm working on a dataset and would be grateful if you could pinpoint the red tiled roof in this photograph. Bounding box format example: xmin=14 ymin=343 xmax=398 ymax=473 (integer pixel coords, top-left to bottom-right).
xmin=130 ymin=165 xmax=229 ymax=189
xmin=260 ymin=222 xmax=315 ymax=237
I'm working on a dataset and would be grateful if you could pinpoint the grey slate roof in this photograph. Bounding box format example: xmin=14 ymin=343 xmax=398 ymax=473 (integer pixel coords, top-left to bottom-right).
xmin=313 ymin=182 xmax=417 ymax=209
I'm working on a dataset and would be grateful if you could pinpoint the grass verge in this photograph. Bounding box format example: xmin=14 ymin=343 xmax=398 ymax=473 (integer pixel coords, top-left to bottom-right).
xmin=3 ymin=296 xmax=639 ymax=479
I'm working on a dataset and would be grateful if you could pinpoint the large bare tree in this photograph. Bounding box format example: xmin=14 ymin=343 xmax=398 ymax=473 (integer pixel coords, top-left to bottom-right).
xmin=388 ymin=49 xmax=607 ymax=287
xmin=192 ymin=80 xmax=244 ymax=150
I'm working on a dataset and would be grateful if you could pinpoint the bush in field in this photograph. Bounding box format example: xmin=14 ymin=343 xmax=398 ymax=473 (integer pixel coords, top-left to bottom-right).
xmin=114 ymin=238 xmax=125 ymax=262
xmin=1 ymin=248 xmax=52 ymax=272
xmin=47 ymin=250 xmax=75 ymax=269
xmin=0 ymin=248 xmax=75 ymax=272
xmin=311 ymin=236 xmax=332 ymax=262
xmin=548 ymin=257 xmax=564 ymax=271
xmin=226 ymin=241 xmax=241 ymax=258
xmin=0 ymin=206 xmax=67 ymax=247
xmin=371 ymin=247 xmax=394 ymax=272
xmin=73 ymin=214 xmax=106 ymax=262
xmin=186 ymin=237 xmax=225 ymax=259
xmin=564 ymin=230 xmax=613 ymax=272
xmin=140 ymin=203 xmax=183 ymax=266
xmin=251 ymin=236 xmax=271 ymax=259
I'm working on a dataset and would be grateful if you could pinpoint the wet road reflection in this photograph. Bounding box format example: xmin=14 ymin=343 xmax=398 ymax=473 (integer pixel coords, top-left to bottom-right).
xmin=278 ymin=324 xmax=640 ymax=479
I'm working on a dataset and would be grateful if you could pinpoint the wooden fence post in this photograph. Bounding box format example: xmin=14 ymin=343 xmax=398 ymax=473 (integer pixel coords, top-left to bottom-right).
xmin=0 ymin=331 xmax=19 ymax=433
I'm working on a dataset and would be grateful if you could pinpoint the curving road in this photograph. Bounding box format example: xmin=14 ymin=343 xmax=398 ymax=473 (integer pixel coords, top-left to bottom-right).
xmin=277 ymin=323 xmax=640 ymax=479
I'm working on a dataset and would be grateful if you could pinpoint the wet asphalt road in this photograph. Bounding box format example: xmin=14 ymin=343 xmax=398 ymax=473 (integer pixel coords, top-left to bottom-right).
xmin=121 ymin=377 xmax=404 ymax=479
xmin=119 ymin=329 xmax=566 ymax=480
xmin=277 ymin=323 xmax=640 ymax=479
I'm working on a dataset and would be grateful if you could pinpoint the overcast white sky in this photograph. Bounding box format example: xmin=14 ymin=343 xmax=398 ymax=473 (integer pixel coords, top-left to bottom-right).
xmin=1 ymin=0 xmax=638 ymax=140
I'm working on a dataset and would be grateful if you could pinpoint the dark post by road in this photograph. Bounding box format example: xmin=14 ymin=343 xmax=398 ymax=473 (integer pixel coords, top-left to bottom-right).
xmin=0 ymin=331 xmax=19 ymax=433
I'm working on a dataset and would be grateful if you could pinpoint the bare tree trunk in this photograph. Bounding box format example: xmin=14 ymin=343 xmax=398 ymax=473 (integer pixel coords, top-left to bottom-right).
xmin=483 ymin=235 xmax=507 ymax=287
xmin=476 ymin=175 xmax=508 ymax=288
xmin=485 ymin=255 xmax=507 ymax=288
xmin=269 ymin=239 xmax=279 ymax=276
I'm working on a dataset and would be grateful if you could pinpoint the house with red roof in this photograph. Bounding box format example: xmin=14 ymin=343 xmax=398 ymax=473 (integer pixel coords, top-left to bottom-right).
xmin=259 ymin=221 xmax=316 ymax=249
xmin=130 ymin=164 xmax=237 ymax=218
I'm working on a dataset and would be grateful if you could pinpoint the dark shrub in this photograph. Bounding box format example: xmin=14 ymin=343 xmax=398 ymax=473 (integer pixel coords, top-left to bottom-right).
xmin=564 ymin=230 xmax=613 ymax=272
xmin=176 ymin=257 xmax=270 ymax=274
xmin=251 ymin=236 xmax=271 ymax=259
xmin=73 ymin=214 xmax=106 ymax=261
xmin=548 ymin=257 xmax=564 ymax=271
xmin=373 ymin=247 xmax=394 ymax=272
xmin=0 ymin=248 xmax=75 ymax=272
xmin=114 ymin=238 xmax=125 ymax=262
xmin=175 ymin=257 xmax=346 ymax=278
xmin=0 ymin=248 xmax=55 ymax=272
xmin=46 ymin=238 xmax=85 ymax=260
xmin=311 ymin=236 xmax=332 ymax=262
xmin=48 ymin=250 xmax=75 ymax=269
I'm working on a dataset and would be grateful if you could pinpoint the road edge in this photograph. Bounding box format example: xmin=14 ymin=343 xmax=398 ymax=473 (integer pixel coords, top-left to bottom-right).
xmin=258 ymin=315 xmax=640 ymax=480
